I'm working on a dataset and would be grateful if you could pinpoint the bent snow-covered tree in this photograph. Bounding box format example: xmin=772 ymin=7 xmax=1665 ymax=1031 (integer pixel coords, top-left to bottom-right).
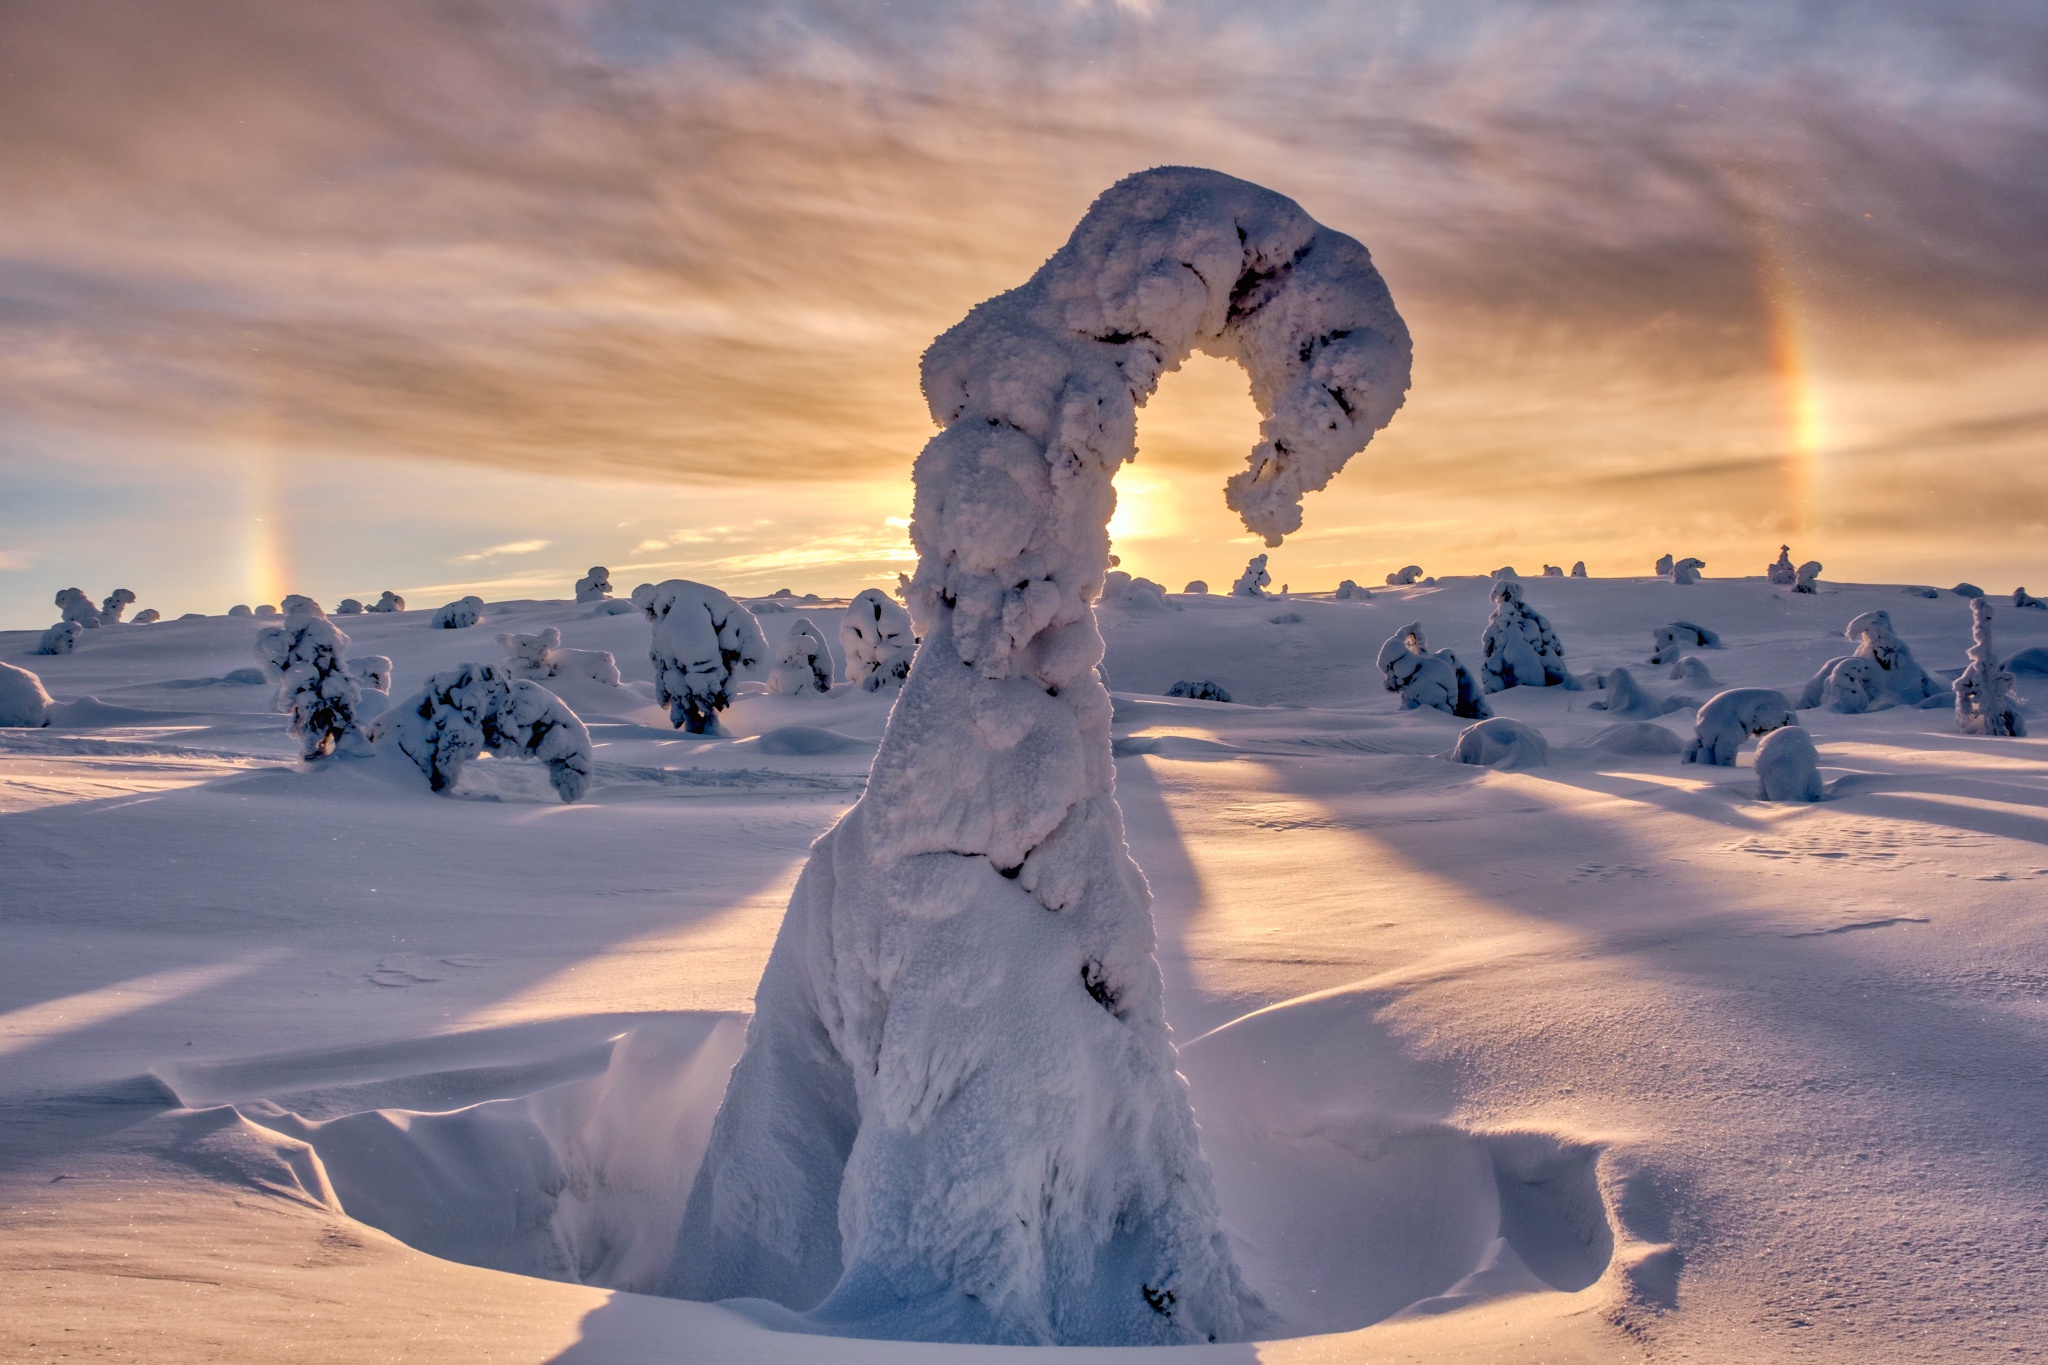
xmin=839 ymin=588 xmax=916 ymax=691
xmin=1377 ymin=621 xmax=1489 ymax=719
xmin=1230 ymin=553 xmax=1272 ymax=597
xmin=642 ymin=580 xmax=769 ymax=732
xmin=373 ymin=662 xmax=592 ymax=802
xmin=1478 ymin=579 xmax=1574 ymax=692
xmin=575 ymin=566 xmax=613 ymax=603
xmin=253 ymin=598 xmax=371 ymax=760
xmin=1955 ymin=597 xmax=2025 ymax=737
xmin=55 ymin=588 xmax=100 ymax=628
xmin=670 ymin=167 xmax=1411 ymax=1346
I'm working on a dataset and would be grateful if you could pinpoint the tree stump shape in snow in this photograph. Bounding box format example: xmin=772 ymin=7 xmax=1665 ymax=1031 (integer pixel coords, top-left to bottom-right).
xmin=668 ymin=167 xmax=1411 ymax=1345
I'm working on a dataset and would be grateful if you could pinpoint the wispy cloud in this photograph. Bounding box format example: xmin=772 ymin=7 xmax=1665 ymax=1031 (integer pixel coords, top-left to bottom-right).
xmin=455 ymin=538 xmax=550 ymax=563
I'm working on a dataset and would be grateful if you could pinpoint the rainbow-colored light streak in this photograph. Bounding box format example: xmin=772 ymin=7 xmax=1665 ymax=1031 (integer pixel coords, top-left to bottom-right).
xmin=1755 ymin=230 xmax=1825 ymax=538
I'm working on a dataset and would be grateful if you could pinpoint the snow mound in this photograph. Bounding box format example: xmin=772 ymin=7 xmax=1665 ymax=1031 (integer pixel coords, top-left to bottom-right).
xmin=336 ymin=598 xmax=365 ymax=614
xmin=99 ymin=588 xmax=137 ymax=623
xmin=131 ymin=609 xmax=160 ymax=624
xmin=228 ymin=604 xmax=253 ymax=617
xmin=1378 ymin=622 xmax=1489 ymax=719
xmin=1586 ymin=721 xmax=1685 ymax=756
xmin=369 ymin=591 xmax=405 ymax=613
xmin=430 ymin=596 xmax=486 ymax=629
xmin=1670 ymin=558 xmax=1704 ymax=586
xmin=641 ymin=580 xmax=769 ymax=733
xmin=1100 ymin=571 xmax=1172 ymax=612
xmin=1587 ymin=667 xmax=1663 ymax=720
xmin=1182 ymin=580 xmax=1209 ymax=595
xmin=56 ymin=587 xmax=101 ymax=627
xmin=1478 ymin=580 xmax=1574 ymax=692
xmin=674 ymin=166 xmax=1410 ymax=1347
xmin=1668 ymin=655 xmax=1716 ymax=687
xmin=838 ymin=589 xmax=915 ymax=693
xmin=498 ymin=628 xmax=623 ymax=687
xmin=1542 ymin=565 xmax=1563 ymax=577
xmin=1755 ymin=726 xmax=1825 ymax=801
xmin=1953 ymin=582 xmax=1985 ymax=599
xmin=766 ymin=618 xmax=835 ymax=696
xmin=373 ymin=663 xmax=592 ymax=802
xmin=1448 ymin=717 xmax=1548 ymax=770
xmin=0 ymin=661 xmax=54 ymax=726
xmin=36 ymin=620 xmax=82 ymax=655
xmin=593 ymin=600 xmax=639 ymax=617
xmin=748 ymin=725 xmax=869 ymax=756
xmin=1167 ymin=679 xmax=1233 ymax=702
xmin=1648 ymin=621 xmax=1720 ymax=665
xmin=1683 ymin=688 xmax=1794 ymax=766
xmin=1570 ymin=562 xmax=1587 ymax=578
xmin=575 ymin=567 xmax=614 ymax=603
xmin=2007 ymin=647 xmax=2048 ymax=675
xmin=1385 ymin=565 xmax=1423 ymax=586
xmin=1232 ymin=553 xmax=1273 ymax=598
xmin=1333 ymin=580 xmax=1370 ymax=600
xmin=1955 ymin=598 xmax=2026 ymax=737
xmin=1654 ymin=554 xmax=1674 ymax=576
xmin=2014 ymin=587 xmax=2047 ymax=611
xmin=1902 ymin=586 xmax=1939 ymax=599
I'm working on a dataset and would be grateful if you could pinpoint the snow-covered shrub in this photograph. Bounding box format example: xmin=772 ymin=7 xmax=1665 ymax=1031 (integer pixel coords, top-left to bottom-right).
xmin=228 ymin=604 xmax=253 ymax=617
xmin=1098 ymin=570 xmax=1171 ymax=611
xmin=1491 ymin=565 xmax=1519 ymax=580
xmin=99 ymin=589 xmax=137 ymax=623
xmin=0 ymin=662 xmax=54 ymax=727
xmin=1670 ymin=557 xmax=1705 ymax=586
xmin=2014 ymin=587 xmax=2047 ymax=611
xmin=1768 ymin=546 xmax=1797 ymax=585
xmin=1167 ymin=679 xmax=1232 ymax=702
xmin=55 ymin=588 xmax=100 ymax=628
xmin=1448 ymin=716 xmax=1548 ymax=769
xmin=1182 ymin=580 xmax=1209 ymax=595
xmin=1683 ymin=688 xmax=1793 ymax=765
xmin=1377 ymin=622 xmax=1489 ymax=719
xmin=374 ymin=663 xmax=592 ymax=801
xmin=1649 ymin=620 xmax=1721 ymax=665
xmin=1542 ymin=564 xmax=1564 ymax=577
xmin=36 ymin=621 xmax=81 ymax=655
xmin=1571 ymin=561 xmax=1587 ymax=577
xmin=1655 ymin=553 xmax=1675 ymax=576
xmin=673 ymin=167 xmax=1410 ymax=1345
xmin=251 ymin=598 xmax=370 ymax=760
xmin=1793 ymin=561 xmax=1822 ymax=594
xmin=575 ymin=566 xmax=613 ymax=603
xmin=1231 ymin=552 xmax=1272 ymax=597
xmin=131 ymin=608 xmax=160 ymax=624
xmin=1798 ymin=609 xmax=1943 ymax=710
xmin=641 ymin=579 xmax=769 ymax=732
xmin=1953 ymin=582 xmax=1984 ymax=599
xmin=1385 ymin=565 xmax=1423 ymax=585
xmin=1755 ymin=726 xmax=1824 ymax=801
xmin=348 ymin=655 xmax=393 ymax=694
xmin=1668 ymin=655 xmax=1716 ymax=687
xmin=369 ymin=591 xmax=405 ymax=613
xmin=337 ymin=598 xmax=365 ymax=614
xmin=1478 ymin=579 xmax=1575 ymax=692
xmin=1333 ymin=579 xmax=1370 ymax=600
xmin=839 ymin=587 xmax=916 ymax=692
xmin=767 ymin=618 xmax=834 ymax=696
xmin=1588 ymin=666 xmax=1665 ymax=720
xmin=430 ymin=596 xmax=485 ymax=629
xmin=1955 ymin=597 xmax=2025 ymax=737
xmin=254 ymin=604 xmax=279 ymax=617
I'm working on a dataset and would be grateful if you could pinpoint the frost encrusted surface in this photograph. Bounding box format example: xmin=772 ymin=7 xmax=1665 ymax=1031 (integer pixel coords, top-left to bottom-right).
xmin=671 ymin=167 xmax=1410 ymax=1346
xmin=252 ymin=597 xmax=371 ymax=760
xmin=373 ymin=662 xmax=592 ymax=802
xmin=642 ymin=580 xmax=768 ymax=732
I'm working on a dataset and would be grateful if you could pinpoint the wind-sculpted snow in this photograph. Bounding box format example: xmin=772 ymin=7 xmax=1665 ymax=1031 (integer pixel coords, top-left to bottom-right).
xmin=766 ymin=618 xmax=834 ymax=696
xmin=1378 ymin=621 xmax=1489 ymax=719
xmin=1955 ymin=597 xmax=2025 ymax=737
xmin=252 ymin=598 xmax=371 ymax=761
xmin=1479 ymin=580 xmax=1575 ymax=692
xmin=1684 ymin=688 xmax=1794 ymax=765
xmin=1232 ymin=554 xmax=1272 ymax=598
xmin=838 ymin=588 xmax=916 ymax=692
xmin=1755 ymin=725 xmax=1825 ymax=801
xmin=641 ymin=580 xmax=768 ymax=733
xmin=0 ymin=660 xmax=54 ymax=727
xmin=373 ymin=662 xmax=592 ymax=802
xmin=672 ymin=167 xmax=1409 ymax=1346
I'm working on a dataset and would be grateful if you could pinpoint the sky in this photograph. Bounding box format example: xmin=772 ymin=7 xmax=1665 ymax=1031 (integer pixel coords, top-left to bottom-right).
xmin=2 ymin=0 xmax=2045 ymax=627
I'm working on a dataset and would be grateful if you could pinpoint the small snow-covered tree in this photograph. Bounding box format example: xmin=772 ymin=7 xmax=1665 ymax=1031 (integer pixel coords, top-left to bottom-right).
xmin=642 ymin=579 xmax=769 ymax=731
xmin=1490 ymin=565 xmax=1519 ymax=580
xmin=1588 ymin=666 xmax=1665 ymax=719
xmin=1385 ymin=564 xmax=1422 ymax=585
xmin=1448 ymin=716 xmax=1548 ymax=769
xmin=132 ymin=609 xmax=160 ymax=624
xmin=1798 ymin=609 xmax=1943 ymax=710
xmin=1167 ymin=679 xmax=1232 ymax=701
xmin=1570 ymin=561 xmax=1587 ymax=578
xmin=1333 ymin=579 xmax=1370 ymax=599
xmin=430 ymin=596 xmax=485 ymax=629
xmin=1649 ymin=620 xmax=1720 ymax=665
xmin=767 ymin=618 xmax=834 ymax=696
xmin=373 ymin=662 xmax=592 ymax=801
xmin=55 ymin=588 xmax=100 ymax=628
xmin=36 ymin=621 xmax=82 ymax=655
xmin=2014 ymin=587 xmax=2047 ymax=611
xmin=1099 ymin=570 xmax=1171 ymax=611
xmin=575 ymin=566 xmax=613 ymax=603
xmin=1683 ymin=688 xmax=1793 ymax=765
xmin=1231 ymin=552 xmax=1272 ymax=597
xmin=1671 ymin=557 xmax=1704 ymax=586
xmin=1478 ymin=579 xmax=1574 ymax=692
xmin=1955 ymin=597 xmax=2025 ymax=737
xmin=252 ymin=598 xmax=371 ymax=760
xmin=1182 ymin=579 xmax=1209 ymax=594
xmin=1755 ymin=726 xmax=1824 ymax=801
xmin=673 ymin=167 xmax=1410 ymax=1346
xmin=99 ymin=589 xmax=136 ymax=622
xmin=1377 ymin=621 xmax=1489 ymax=718
xmin=348 ymin=655 xmax=393 ymax=694
xmin=839 ymin=588 xmax=916 ymax=692
xmin=1655 ymin=553 xmax=1675 ymax=577
xmin=336 ymin=598 xmax=365 ymax=614
xmin=0 ymin=662 xmax=54 ymax=727
xmin=1768 ymin=546 xmax=1797 ymax=585
xmin=369 ymin=591 xmax=405 ymax=612
xmin=1792 ymin=561 xmax=1822 ymax=594
xmin=1542 ymin=564 xmax=1563 ymax=577
xmin=1813 ymin=657 xmax=1887 ymax=713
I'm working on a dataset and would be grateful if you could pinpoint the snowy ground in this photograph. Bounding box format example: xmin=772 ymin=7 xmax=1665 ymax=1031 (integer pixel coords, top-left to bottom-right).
xmin=4 ymin=577 xmax=2046 ymax=1362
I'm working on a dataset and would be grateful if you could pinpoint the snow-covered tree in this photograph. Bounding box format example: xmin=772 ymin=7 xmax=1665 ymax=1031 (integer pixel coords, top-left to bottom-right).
xmin=369 ymin=591 xmax=405 ymax=612
xmin=1954 ymin=597 xmax=2025 ymax=737
xmin=575 ymin=566 xmax=613 ymax=603
xmin=1570 ymin=561 xmax=1587 ymax=578
xmin=132 ymin=609 xmax=160 ymax=624
xmin=1182 ymin=580 xmax=1209 ymax=594
xmin=1478 ymin=579 xmax=1574 ymax=692
xmin=1668 ymin=655 xmax=1717 ymax=687
xmin=1655 ymin=553 xmax=1675 ymax=576
xmin=2014 ymin=587 xmax=2047 ymax=611
xmin=36 ymin=621 xmax=81 ymax=655
xmin=1490 ymin=565 xmax=1519 ymax=580
xmin=55 ymin=588 xmax=100 ymax=628
xmin=430 ymin=596 xmax=485 ymax=629
xmin=641 ymin=579 xmax=769 ymax=732
xmin=253 ymin=604 xmax=278 ymax=617
xmin=1231 ymin=552 xmax=1272 ymax=597
xmin=1670 ymin=557 xmax=1705 ymax=586
xmin=1792 ymin=561 xmax=1822 ymax=594
xmin=1167 ymin=679 xmax=1232 ymax=701
xmin=1542 ymin=564 xmax=1563 ymax=577
xmin=1377 ymin=621 xmax=1489 ymax=718
xmin=1333 ymin=579 xmax=1370 ymax=599
xmin=1954 ymin=582 xmax=1985 ymax=599
xmin=1099 ymin=571 xmax=1171 ymax=611
xmin=1683 ymin=688 xmax=1794 ymax=765
xmin=1649 ymin=620 xmax=1721 ymax=665
xmin=336 ymin=598 xmax=365 ymax=615
xmin=671 ymin=166 xmax=1410 ymax=1346
xmin=767 ymin=618 xmax=834 ymax=696
xmin=1755 ymin=726 xmax=1824 ymax=801
xmin=373 ymin=662 xmax=592 ymax=801
xmin=1448 ymin=716 xmax=1548 ymax=769
xmin=839 ymin=588 xmax=916 ymax=692
xmin=98 ymin=588 xmax=136 ymax=622
xmin=1798 ymin=609 xmax=1943 ymax=710
xmin=1767 ymin=546 xmax=1797 ymax=585
xmin=0 ymin=662 xmax=54 ymax=727
xmin=497 ymin=627 xmax=622 ymax=686
xmin=251 ymin=598 xmax=371 ymax=760
xmin=348 ymin=655 xmax=393 ymax=694
xmin=1385 ymin=564 xmax=1423 ymax=585
xmin=1588 ymin=666 xmax=1666 ymax=719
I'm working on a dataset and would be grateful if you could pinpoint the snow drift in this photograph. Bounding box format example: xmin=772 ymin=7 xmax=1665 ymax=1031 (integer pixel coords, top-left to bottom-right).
xmin=671 ymin=166 xmax=1411 ymax=1346
xmin=36 ymin=620 xmax=82 ymax=655
xmin=1448 ymin=716 xmax=1548 ymax=769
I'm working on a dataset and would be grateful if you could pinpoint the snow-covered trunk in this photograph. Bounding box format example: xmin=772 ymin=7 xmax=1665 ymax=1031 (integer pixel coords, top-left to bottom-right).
xmin=670 ymin=167 xmax=1411 ymax=1346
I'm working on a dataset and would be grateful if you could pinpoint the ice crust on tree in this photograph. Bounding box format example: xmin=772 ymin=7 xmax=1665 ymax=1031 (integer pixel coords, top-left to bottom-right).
xmin=669 ymin=167 xmax=1409 ymax=1346
xmin=430 ymin=596 xmax=486 ymax=629
xmin=1768 ymin=547 xmax=1798 ymax=585
xmin=1478 ymin=580 xmax=1575 ymax=692
xmin=1377 ymin=622 xmax=1489 ymax=719
xmin=1448 ymin=716 xmax=1548 ymax=769
xmin=1167 ymin=679 xmax=1232 ymax=702
xmin=497 ymin=628 xmax=622 ymax=687
xmin=1755 ymin=726 xmax=1825 ymax=801
xmin=767 ymin=618 xmax=835 ymax=696
xmin=369 ymin=591 xmax=405 ymax=613
xmin=839 ymin=589 xmax=916 ymax=692
xmin=252 ymin=598 xmax=371 ymax=761
xmin=56 ymin=588 xmax=101 ymax=628
xmin=1385 ymin=565 xmax=1423 ymax=586
xmin=1670 ymin=558 xmax=1705 ymax=586
xmin=36 ymin=621 xmax=82 ymax=655
xmin=1798 ymin=610 xmax=1944 ymax=711
xmin=1649 ymin=621 xmax=1720 ymax=665
xmin=1954 ymin=597 xmax=2025 ymax=737
xmin=1793 ymin=562 xmax=1822 ymax=594
xmin=373 ymin=663 xmax=592 ymax=802
xmin=575 ymin=567 xmax=614 ymax=603
xmin=0 ymin=661 xmax=54 ymax=727
xmin=641 ymin=579 xmax=769 ymax=732
xmin=1231 ymin=553 xmax=1272 ymax=598
xmin=1683 ymin=688 xmax=1794 ymax=765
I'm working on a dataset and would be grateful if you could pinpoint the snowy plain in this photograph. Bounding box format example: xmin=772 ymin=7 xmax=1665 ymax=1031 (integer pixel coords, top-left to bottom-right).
xmin=3 ymin=573 xmax=2046 ymax=1362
